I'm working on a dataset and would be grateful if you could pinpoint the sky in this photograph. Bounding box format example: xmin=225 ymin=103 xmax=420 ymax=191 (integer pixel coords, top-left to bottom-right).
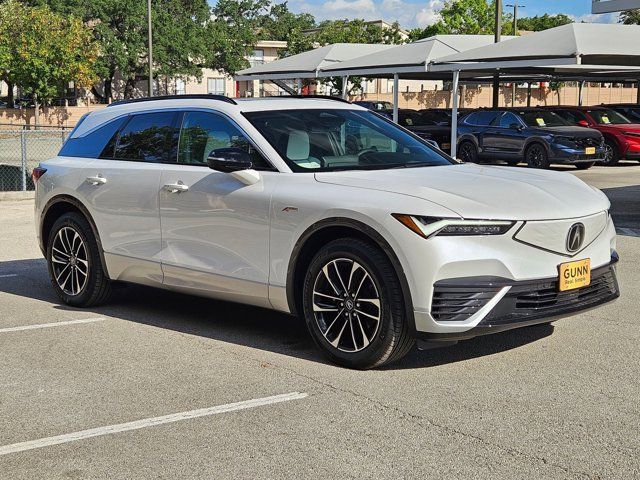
xmin=276 ymin=0 xmax=622 ymax=29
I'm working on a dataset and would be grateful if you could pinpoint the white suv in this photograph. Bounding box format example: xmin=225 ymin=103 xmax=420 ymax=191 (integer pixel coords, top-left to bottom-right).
xmin=34 ymin=95 xmax=620 ymax=368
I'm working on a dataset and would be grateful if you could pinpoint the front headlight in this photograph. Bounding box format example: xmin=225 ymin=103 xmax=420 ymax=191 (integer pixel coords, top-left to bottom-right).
xmin=393 ymin=214 xmax=516 ymax=238
xmin=553 ymin=136 xmax=577 ymax=148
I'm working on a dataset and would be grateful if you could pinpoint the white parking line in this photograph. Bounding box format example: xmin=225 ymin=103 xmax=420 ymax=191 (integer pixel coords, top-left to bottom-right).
xmin=0 ymin=274 xmax=18 ymax=278
xmin=0 ymin=317 xmax=105 ymax=334
xmin=0 ymin=392 xmax=308 ymax=456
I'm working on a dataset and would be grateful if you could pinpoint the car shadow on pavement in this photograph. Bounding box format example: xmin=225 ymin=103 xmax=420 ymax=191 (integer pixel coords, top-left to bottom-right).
xmin=0 ymin=257 xmax=554 ymax=370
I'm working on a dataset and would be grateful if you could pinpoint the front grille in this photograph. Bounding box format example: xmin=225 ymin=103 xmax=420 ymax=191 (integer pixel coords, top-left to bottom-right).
xmin=431 ymin=261 xmax=619 ymax=325
xmin=575 ymin=137 xmax=601 ymax=148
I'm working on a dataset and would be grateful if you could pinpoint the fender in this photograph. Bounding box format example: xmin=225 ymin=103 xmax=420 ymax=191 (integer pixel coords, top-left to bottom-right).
xmin=285 ymin=217 xmax=416 ymax=335
xmin=39 ymin=194 xmax=111 ymax=279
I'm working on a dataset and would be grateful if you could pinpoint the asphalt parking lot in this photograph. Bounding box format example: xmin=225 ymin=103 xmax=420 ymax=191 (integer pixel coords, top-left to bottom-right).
xmin=1 ymin=164 xmax=639 ymax=479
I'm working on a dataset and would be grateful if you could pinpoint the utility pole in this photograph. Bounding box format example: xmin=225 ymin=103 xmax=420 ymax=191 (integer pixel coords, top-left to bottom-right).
xmin=492 ymin=0 xmax=502 ymax=107
xmin=147 ymin=0 xmax=153 ymax=97
xmin=506 ymin=4 xmax=524 ymax=106
xmin=506 ymin=3 xmax=525 ymax=34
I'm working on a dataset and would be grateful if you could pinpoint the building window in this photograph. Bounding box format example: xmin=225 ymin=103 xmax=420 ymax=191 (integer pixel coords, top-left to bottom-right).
xmin=248 ymin=49 xmax=264 ymax=67
xmin=207 ymin=78 xmax=226 ymax=96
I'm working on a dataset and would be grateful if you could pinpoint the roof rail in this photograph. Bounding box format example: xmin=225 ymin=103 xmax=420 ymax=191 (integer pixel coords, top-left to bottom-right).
xmin=108 ymin=94 xmax=237 ymax=107
xmin=284 ymin=94 xmax=351 ymax=104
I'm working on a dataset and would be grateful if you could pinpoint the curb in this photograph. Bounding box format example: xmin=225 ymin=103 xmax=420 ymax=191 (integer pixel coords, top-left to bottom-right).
xmin=0 ymin=191 xmax=35 ymax=201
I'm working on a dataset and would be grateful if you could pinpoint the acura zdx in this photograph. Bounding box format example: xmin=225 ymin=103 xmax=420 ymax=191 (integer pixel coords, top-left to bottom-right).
xmin=34 ymin=96 xmax=620 ymax=369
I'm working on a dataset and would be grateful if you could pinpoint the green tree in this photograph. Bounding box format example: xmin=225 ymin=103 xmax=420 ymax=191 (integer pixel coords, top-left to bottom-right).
xmin=620 ymin=9 xmax=640 ymax=24
xmin=30 ymin=0 xmax=211 ymax=100
xmin=206 ymin=0 xmax=270 ymax=75
xmin=420 ymin=0 xmax=495 ymax=37
xmin=0 ymin=0 xmax=98 ymax=108
xmin=515 ymin=14 xmax=573 ymax=32
xmin=260 ymin=2 xmax=315 ymax=41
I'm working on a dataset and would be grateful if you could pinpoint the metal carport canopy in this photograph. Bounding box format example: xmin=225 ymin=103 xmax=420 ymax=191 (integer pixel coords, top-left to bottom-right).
xmin=428 ymin=24 xmax=640 ymax=158
xmin=234 ymin=43 xmax=394 ymax=81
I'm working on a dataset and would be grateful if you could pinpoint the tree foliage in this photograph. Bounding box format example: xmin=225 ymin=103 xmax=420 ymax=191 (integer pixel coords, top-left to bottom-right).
xmin=0 ymin=0 xmax=98 ymax=105
xmin=515 ymin=14 xmax=573 ymax=32
xmin=620 ymin=9 xmax=640 ymax=24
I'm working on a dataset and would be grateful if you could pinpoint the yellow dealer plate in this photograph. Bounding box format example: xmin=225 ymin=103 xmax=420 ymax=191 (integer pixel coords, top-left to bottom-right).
xmin=558 ymin=258 xmax=591 ymax=292
xmin=585 ymin=147 xmax=596 ymax=155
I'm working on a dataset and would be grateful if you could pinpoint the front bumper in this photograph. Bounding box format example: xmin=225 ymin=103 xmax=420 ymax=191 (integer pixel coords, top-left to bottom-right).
xmin=418 ymin=256 xmax=619 ymax=342
xmin=549 ymin=145 xmax=605 ymax=163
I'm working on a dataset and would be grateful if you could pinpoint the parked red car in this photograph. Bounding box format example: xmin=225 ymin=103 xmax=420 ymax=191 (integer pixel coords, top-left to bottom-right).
xmin=546 ymin=106 xmax=640 ymax=165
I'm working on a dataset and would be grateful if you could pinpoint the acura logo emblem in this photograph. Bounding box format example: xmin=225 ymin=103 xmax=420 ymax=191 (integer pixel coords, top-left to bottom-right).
xmin=566 ymin=223 xmax=585 ymax=253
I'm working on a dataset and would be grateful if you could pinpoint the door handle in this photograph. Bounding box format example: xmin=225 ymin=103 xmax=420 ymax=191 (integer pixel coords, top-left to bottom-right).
xmin=163 ymin=182 xmax=189 ymax=194
xmin=86 ymin=175 xmax=107 ymax=186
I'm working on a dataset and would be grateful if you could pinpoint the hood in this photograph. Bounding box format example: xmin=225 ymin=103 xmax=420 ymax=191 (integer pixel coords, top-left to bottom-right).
xmin=315 ymin=163 xmax=610 ymax=220
xmin=532 ymin=126 xmax=602 ymax=139
xmin=600 ymin=123 xmax=640 ymax=133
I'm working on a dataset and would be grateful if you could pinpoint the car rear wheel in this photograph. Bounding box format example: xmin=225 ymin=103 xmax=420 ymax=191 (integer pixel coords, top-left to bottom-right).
xmin=302 ymin=238 xmax=413 ymax=369
xmin=575 ymin=162 xmax=595 ymax=170
xmin=599 ymin=140 xmax=619 ymax=166
xmin=525 ymin=143 xmax=550 ymax=169
xmin=46 ymin=212 xmax=111 ymax=307
xmin=457 ymin=141 xmax=478 ymax=163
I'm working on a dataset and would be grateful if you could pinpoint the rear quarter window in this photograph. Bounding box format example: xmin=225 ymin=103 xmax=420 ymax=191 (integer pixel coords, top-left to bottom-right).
xmin=58 ymin=117 xmax=127 ymax=158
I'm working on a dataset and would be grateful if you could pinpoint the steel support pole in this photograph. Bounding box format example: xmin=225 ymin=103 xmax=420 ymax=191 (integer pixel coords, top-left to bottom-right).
xmin=450 ymin=70 xmax=460 ymax=159
xmin=527 ymin=82 xmax=532 ymax=107
xmin=393 ymin=73 xmax=399 ymax=123
xmin=341 ymin=76 xmax=348 ymax=99
xmin=492 ymin=0 xmax=502 ymax=108
xmin=147 ymin=0 xmax=153 ymax=97
xmin=578 ymin=81 xmax=585 ymax=106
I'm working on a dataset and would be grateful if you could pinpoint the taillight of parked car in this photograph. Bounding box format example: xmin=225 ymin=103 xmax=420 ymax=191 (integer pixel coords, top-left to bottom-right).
xmin=32 ymin=166 xmax=47 ymax=184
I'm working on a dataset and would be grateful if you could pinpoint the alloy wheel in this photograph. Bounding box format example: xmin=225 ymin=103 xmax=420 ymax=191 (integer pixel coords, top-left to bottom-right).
xmin=458 ymin=143 xmax=476 ymax=162
xmin=311 ymin=258 xmax=381 ymax=353
xmin=602 ymin=143 xmax=614 ymax=164
xmin=51 ymin=226 xmax=89 ymax=296
xmin=527 ymin=146 xmax=546 ymax=168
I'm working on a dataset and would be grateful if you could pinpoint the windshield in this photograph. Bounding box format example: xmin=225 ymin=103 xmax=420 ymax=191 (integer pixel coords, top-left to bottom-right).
xmin=588 ymin=109 xmax=631 ymax=125
xmin=244 ymin=109 xmax=454 ymax=172
xmin=398 ymin=110 xmax=433 ymax=127
xmin=517 ymin=110 xmax=569 ymax=128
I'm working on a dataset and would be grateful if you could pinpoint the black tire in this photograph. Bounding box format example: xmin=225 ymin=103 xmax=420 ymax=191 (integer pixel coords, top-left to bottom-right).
xmin=46 ymin=212 xmax=111 ymax=307
xmin=505 ymin=159 xmax=521 ymax=166
xmin=525 ymin=143 xmax=550 ymax=169
xmin=599 ymin=139 xmax=619 ymax=166
xmin=302 ymin=238 xmax=413 ymax=369
xmin=457 ymin=141 xmax=479 ymax=163
xmin=575 ymin=162 xmax=595 ymax=170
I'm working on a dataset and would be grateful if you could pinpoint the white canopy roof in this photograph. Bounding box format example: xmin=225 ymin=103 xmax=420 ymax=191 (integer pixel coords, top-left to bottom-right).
xmin=235 ymin=43 xmax=394 ymax=81
xmin=321 ymin=35 xmax=516 ymax=77
xmin=431 ymin=24 xmax=640 ymax=72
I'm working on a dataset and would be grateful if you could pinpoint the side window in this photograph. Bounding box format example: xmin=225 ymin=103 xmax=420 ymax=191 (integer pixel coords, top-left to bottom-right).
xmin=177 ymin=111 xmax=273 ymax=170
xmin=498 ymin=112 xmax=521 ymax=128
xmin=475 ymin=111 xmax=499 ymax=126
xmin=463 ymin=112 xmax=479 ymax=125
xmin=113 ymin=112 xmax=178 ymax=163
xmin=58 ymin=117 xmax=126 ymax=158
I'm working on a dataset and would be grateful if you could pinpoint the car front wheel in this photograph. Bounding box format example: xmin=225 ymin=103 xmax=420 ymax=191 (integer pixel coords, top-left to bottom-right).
xmin=525 ymin=143 xmax=550 ymax=169
xmin=302 ymin=238 xmax=413 ymax=369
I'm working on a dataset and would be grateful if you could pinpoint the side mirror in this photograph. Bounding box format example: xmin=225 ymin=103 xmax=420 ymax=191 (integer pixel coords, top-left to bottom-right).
xmin=509 ymin=123 xmax=522 ymax=130
xmin=207 ymin=147 xmax=260 ymax=186
xmin=577 ymin=120 xmax=589 ymax=127
xmin=207 ymin=147 xmax=253 ymax=172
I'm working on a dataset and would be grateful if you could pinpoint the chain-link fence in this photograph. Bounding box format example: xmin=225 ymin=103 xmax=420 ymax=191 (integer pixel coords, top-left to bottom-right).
xmin=0 ymin=129 xmax=70 ymax=191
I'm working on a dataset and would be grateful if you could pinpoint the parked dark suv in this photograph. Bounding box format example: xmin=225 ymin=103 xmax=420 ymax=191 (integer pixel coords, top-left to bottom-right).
xmin=457 ymin=108 xmax=604 ymax=169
